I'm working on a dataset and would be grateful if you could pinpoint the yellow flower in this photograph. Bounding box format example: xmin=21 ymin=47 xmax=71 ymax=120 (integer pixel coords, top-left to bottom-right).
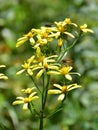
xmin=47 ymin=66 xmax=80 ymax=80
xmin=32 ymin=55 xmax=59 ymax=78
xmin=80 ymin=24 xmax=94 ymax=33
xmin=54 ymin=21 xmax=75 ymax=38
xmin=16 ymin=56 xmax=35 ymax=76
xmin=34 ymin=34 xmax=48 ymax=48
xmin=64 ymin=18 xmax=77 ymax=27
xmin=64 ymin=18 xmax=71 ymax=24
xmin=47 ymin=66 xmax=72 ymax=80
xmin=13 ymin=91 xmax=39 ymax=110
xmin=33 ymin=26 xmax=54 ymax=49
xmin=59 ymin=66 xmax=73 ymax=80
xmin=48 ymin=83 xmax=81 ymax=101
xmin=21 ymin=87 xmax=36 ymax=94
xmin=0 ymin=65 xmax=8 ymax=80
xmin=51 ymin=18 xmax=77 ymax=39
xmin=40 ymin=26 xmax=55 ymax=39
xmin=16 ymin=31 xmax=35 ymax=47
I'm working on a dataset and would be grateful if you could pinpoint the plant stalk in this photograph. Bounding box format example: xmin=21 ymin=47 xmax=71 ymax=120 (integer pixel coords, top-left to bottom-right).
xmin=39 ymin=75 xmax=50 ymax=130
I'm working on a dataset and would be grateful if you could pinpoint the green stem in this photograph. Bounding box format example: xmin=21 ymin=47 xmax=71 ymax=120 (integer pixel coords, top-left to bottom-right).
xmin=43 ymin=75 xmax=50 ymax=109
xmin=39 ymin=73 xmax=45 ymax=130
xmin=29 ymin=75 xmax=41 ymax=93
xmin=39 ymin=110 xmax=44 ymax=130
xmin=39 ymin=75 xmax=50 ymax=130
xmin=28 ymin=102 xmax=39 ymax=117
xmin=57 ymin=35 xmax=81 ymax=63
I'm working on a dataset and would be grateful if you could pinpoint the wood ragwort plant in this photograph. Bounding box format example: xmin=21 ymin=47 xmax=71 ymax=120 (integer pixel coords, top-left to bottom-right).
xmin=13 ymin=18 xmax=93 ymax=130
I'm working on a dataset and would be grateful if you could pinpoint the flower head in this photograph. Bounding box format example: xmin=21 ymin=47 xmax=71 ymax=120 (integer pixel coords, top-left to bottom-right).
xmin=47 ymin=66 xmax=80 ymax=80
xmin=13 ymin=88 xmax=39 ymax=110
xmin=51 ymin=18 xmax=77 ymax=39
xmin=21 ymin=87 xmax=36 ymax=94
xmin=48 ymin=83 xmax=81 ymax=101
xmin=64 ymin=18 xmax=77 ymax=27
xmin=16 ymin=56 xmax=35 ymax=76
xmin=59 ymin=66 xmax=72 ymax=80
xmin=32 ymin=55 xmax=59 ymax=78
xmin=80 ymin=24 xmax=94 ymax=33
xmin=54 ymin=21 xmax=75 ymax=38
xmin=16 ymin=31 xmax=35 ymax=47
xmin=33 ymin=26 xmax=54 ymax=49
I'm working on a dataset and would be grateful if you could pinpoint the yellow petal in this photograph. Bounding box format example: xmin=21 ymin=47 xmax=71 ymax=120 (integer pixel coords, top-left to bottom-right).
xmin=48 ymin=65 xmax=59 ymax=70
xmin=16 ymin=37 xmax=27 ymax=47
xmin=12 ymin=100 xmax=24 ymax=105
xmin=30 ymin=96 xmax=39 ymax=101
xmin=71 ymin=23 xmax=77 ymax=27
xmin=48 ymin=89 xmax=61 ymax=94
xmin=67 ymin=84 xmax=81 ymax=91
xmin=0 ymin=74 xmax=8 ymax=80
xmin=27 ymin=69 xmax=33 ymax=76
xmin=58 ymin=94 xmax=65 ymax=101
xmin=47 ymin=71 xmax=61 ymax=75
xmin=65 ymin=74 xmax=72 ymax=80
xmin=53 ymin=84 xmax=62 ymax=89
xmin=64 ymin=32 xmax=75 ymax=38
xmin=36 ymin=69 xmax=44 ymax=78
xmin=23 ymin=103 xmax=28 ymax=110
xmin=16 ymin=69 xmax=25 ymax=75
xmin=29 ymin=92 xmax=37 ymax=97
xmin=0 ymin=65 xmax=6 ymax=68
xmin=30 ymin=37 xmax=35 ymax=44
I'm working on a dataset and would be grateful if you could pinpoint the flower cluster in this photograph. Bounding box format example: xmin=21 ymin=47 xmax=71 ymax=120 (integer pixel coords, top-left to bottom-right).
xmin=13 ymin=18 xmax=93 ymax=111
xmin=16 ymin=53 xmax=59 ymax=79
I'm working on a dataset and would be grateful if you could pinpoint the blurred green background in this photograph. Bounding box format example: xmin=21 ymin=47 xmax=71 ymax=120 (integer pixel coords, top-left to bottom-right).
xmin=0 ymin=0 xmax=98 ymax=130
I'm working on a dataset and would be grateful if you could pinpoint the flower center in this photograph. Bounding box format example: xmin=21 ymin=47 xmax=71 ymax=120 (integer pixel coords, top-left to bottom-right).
xmin=23 ymin=63 xmax=30 ymax=69
xmin=43 ymin=32 xmax=48 ymax=38
xmin=23 ymin=98 xmax=30 ymax=103
xmin=80 ymin=24 xmax=87 ymax=30
xmin=27 ymin=32 xmax=33 ymax=39
xmin=43 ymin=62 xmax=48 ymax=69
xmin=62 ymin=86 xmax=67 ymax=93
xmin=58 ymin=24 xmax=65 ymax=32
xmin=60 ymin=67 xmax=69 ymax=75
